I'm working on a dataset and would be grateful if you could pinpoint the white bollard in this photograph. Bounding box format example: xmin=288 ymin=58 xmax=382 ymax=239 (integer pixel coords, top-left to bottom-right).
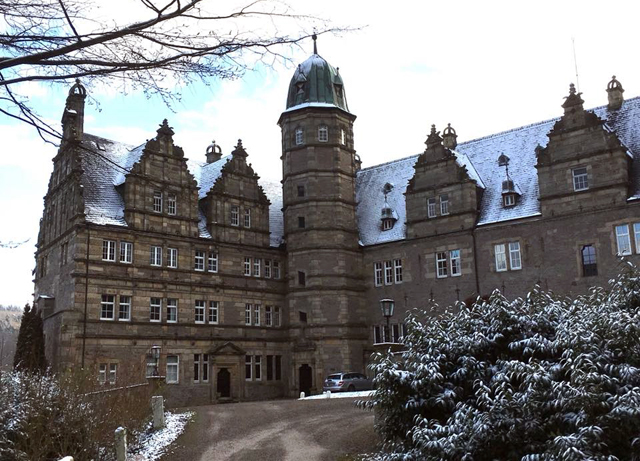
xmin=151 ymin=395 xmax=165 ymax=430
xmin=300 ymin=391 xmax=305 ymax=399
xmin=59 ymin=457 xmax=74 ymax=461
xmin=115 ymin=427 xmax=127 ymax=461
xmin=325 ymin=391 xmax=331 ymax=399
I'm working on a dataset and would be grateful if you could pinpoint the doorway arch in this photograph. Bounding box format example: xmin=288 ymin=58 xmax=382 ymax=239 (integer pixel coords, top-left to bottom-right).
xmin=217 ymin=368 xmax=231 ymax=398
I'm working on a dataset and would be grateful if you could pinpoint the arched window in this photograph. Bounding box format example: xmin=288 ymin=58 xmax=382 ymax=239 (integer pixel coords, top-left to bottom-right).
xmin=295 ymin=127 xmax=304 ymax=146
xmin=318 ymin=125 xmax=328 ymax=142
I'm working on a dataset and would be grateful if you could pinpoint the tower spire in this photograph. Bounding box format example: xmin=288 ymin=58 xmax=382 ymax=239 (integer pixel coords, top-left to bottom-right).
xmin=312 ymin=31 xmax=317 ymax=55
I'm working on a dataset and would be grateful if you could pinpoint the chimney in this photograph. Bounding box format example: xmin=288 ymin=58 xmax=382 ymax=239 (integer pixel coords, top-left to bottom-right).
xmin=442 ymin=123 xmax=458 ymax=150
xmin=607 ymin=75 xmax=624 ymax=110
xmin=61 ymin=79 xmax=86 ymax=141
xmin=206 ymin=140 xmax=222 ymax=163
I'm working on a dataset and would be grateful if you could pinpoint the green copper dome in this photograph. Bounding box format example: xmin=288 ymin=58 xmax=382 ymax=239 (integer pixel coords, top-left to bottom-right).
xmin=285 ymin=54 xmax=350 ymax=112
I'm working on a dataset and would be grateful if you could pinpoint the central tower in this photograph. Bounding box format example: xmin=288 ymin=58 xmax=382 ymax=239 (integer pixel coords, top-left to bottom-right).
xmin=278 ymin=43 xmax=367 ymax=395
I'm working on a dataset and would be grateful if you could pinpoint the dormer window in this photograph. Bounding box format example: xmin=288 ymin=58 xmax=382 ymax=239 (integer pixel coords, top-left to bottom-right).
xmin=572 ymin=167 xmax=589 ymax=191
xmin=295 ymin=128 xmax=304 ymax=146
xmin=382 ymin=218 xmax=394 ymax=230
xmin=503 ymin=194 xmax=516 ymax=207
xmin=318 ymin=125 xmax=328 ymax=142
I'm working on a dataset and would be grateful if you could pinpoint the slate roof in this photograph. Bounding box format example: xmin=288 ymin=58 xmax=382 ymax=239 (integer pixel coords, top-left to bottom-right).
xmin=78 ymin=97 xmax=640 ymax=249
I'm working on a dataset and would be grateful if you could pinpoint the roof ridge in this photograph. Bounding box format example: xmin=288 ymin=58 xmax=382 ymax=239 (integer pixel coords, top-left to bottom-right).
xmin=358 ymin=153 xmax=420 ymax=173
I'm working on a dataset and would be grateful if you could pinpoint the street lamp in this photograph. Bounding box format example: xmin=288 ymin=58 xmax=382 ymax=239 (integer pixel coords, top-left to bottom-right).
xmin=379 ymin=299 xmax=395 ymax=343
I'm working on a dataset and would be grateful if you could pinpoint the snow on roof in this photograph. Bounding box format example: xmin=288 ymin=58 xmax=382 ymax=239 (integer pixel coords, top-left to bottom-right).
xmin=282 ymin=102 xmax=347 ymax=113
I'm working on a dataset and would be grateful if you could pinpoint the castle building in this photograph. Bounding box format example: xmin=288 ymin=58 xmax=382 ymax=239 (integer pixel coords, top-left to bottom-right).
xmin=34 ymin=46 xmax=640 ymax=404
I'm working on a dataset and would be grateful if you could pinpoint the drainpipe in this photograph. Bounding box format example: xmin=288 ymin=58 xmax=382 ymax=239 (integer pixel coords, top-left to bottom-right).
xmin=81 ymin=227 xmax=90 ymax=368
xmin=472 ymin=230 xmax=481 ymax=297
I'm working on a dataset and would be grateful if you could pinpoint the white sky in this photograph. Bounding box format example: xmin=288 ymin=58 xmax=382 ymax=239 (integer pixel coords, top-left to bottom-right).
xmin=1 ymin=0 xmax=640 ymax=305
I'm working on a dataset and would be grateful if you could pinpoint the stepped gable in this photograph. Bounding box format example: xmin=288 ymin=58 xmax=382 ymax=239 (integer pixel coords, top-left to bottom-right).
xmin=355 ymin=96 xmax=640 ymax=245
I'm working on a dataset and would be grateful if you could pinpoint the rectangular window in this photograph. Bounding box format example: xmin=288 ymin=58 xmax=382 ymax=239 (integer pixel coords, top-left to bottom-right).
xmin=194 ymin=250 xmax=205 ymax=271
xmin=167 ymin=248 xmax=178 ymax=268
xmin=101 ymin=294 xmax=115 ymax=320
xmin=374 ymin=325 xmax=382 ymax=344
xmin=150 ymin=297 xmax=161 ymax=322
xmin=193 ymin=353 xmax=200 ymax=383
xmin=254 ymin=304 xmax=261 ymax=326
xmin=244 ymin=209 xmax=251 ymax=228
xmin=153 ymin=191 xmax=163 ymax=213
xmin=231 ymin=206 xmax=239 ymax=226
xmin=245 ymin=355 xmax=252 ymax=380
xmin=254 ymin=355 xmax=262 ymax=381
xmin=265 ymin=306 xmax=272 ymax=327
xmin=253 ymin=258 xmax=261 ymax=277
xmin=120 ymin=241 xmax=133 ymax=263
xmin=275 ymin=356 xmax=282 ymax=380
xmin=295 ymin=128 xmax=304 ymax=146
xmin=297 ymin=185 xmax=305 ymax=197
xmin=167 ymin=194 xmax=177 ymax=215
xmin=118 ymin=295 xmax=131 ymax=321
xmin=374 ymin=262 xmax=383 ymax=287
xmin=635 ymin=223 xmax=640 ymax=254
xmin=273 ymin=261 xmax=281 ymax=279
xmin=102 ymin=240 xmax=116 ymax=261
xmin=436 ymin=252 xmax=448 ymax=278
xmin=509 ymin=242 xmax=522 ymax=270
xmin=384 ymin=261 xmax=393 ymax=285
xmin=495 ymin=244 xmax=507 ymax=272
xmin=150 ymin=246 xmax=162 ymax=266
xmin=167 ymin=299 xmax=178 ymax=323
xmin=298 ymin=216 xmax=306 ymax=228
xmin=427 ymin=198 xmax=437 ymax=218
xmin=572 ymin=167 xmax=589 ymax=191
xmin=450 ymin=250 xmax=461 ymax=277
xmin=264 ymin=259 xmax=272 ymax=278
xmin=108 ymin=363 xmax=117 ymax=385
xmin=166 ymin=355 xmax=179 ymax=384
xmin=195 ymin=300 xmax=205 ymax=324
xmin=274 ymin=307 xmax=281 ymax=327
xmin=208 ymin=301 xmax=218 ymax=324
xmin=208 ymin=252 xmax=218 ymax=272
xmin=267 ymin=355 xmax=274 ymax=381
xmin=616 ymin=224 xmax=632 ymax=255
xmin=244 ymin=257 xmax=251 ymax=276
xmin=392 ymin=324 xmax=400 ymax=343
xmin=99 ymin=363 xmax=107 ymax=385
xmin=298 ymin=271 xmax=306 ymax=286
xmin=202 ymin=354 xmax=209 ymax=382
xmin=318 ymin=125 xmax=328 ymax=142
xmin=245 ymin=304 xmax=252 ymax=325
xmin=581 ymin=245 xmax=598 ymax=277
xmin=394 ymin=259 xmax=403 ymax=283
xmin=440 ymin=194 xmax=449 ymax=215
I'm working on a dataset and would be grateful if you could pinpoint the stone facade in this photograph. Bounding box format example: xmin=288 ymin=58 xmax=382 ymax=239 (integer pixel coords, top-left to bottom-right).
xmin=33 ymin=59 xmax=640 ymax=404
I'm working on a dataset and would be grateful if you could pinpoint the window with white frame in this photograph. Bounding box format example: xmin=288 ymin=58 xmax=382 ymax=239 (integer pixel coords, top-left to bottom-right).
xmin=503 ymin=194 xmax=516 ymax=207
xmin=318 ymin=125 xmax=328 ymax=142
xmin=118 ymin=295 xmax=131 ymax=321
xmin=341 ymin=129 xmax=346 ymax=145
xmin=102 ymin=240 xmax=116 ymax=261
xmin=450 ymin=250 xmax=461 ymax=276
xmin=384 ymin=261 xmax=393 ymax=285
xmin=194 ymin=250 xmax=205 ymax=271
xmin=295 ymin=127 xmax=304 ymax=145
xmin=265 ymin=260 xmax=272 ymax=278
xmin=120 ymin=241 xmax=133 ymax=263
xmin=635 ymin=224 xmax=640 ymax=254
xmin=195 ymin=300 xmax=205 ymax=324
xmin=253 ymin=258 xmax=261 ymax=277
xmin=254 ymin=304 xmax=261 ymax=326
xmin=150 ymin=246 xmax=162 ymax=266
xmin=167 ymin=298 xmax=178 ymax=323
xmin=244 ymin=257 xmax=251 ymax=276
xmin=108 ymin=363 xmax=117 ymax=385
xmin=153 ymin=191 xmax=163 ymax=213
xmin=254 ymin=355 xmax=262 ymax=380
xmin=208 ymin=301 xmax=219 ymax=324
xmin=167 ymin=194 xmax=177 ymax=215
xmin=98 ymin=363 xmax=117 ymax=385
xmin=495 ymin=244 xmax=508 ymax=272
xmin=427 ymin=198 xmax=437 ymax=218
xmin=208 ymin=252 xmax=218 ymax=272
xmin=244 ymin=209 xmax=251 ymax=228
xmin=150 ymin=297 xmax=161 ymax=322
xmin=265 ymin=306 xmax=272 ymax=326
xmin=98 ymin=364 xmax=107 ymax=385
xmin=167 ymin=248 xmax=178 ymax=268
xmin=245 ymin=355 xmax=252 ymax=380
xmin=394 ymin=259 xmax=403 ymax=283
xmin=245 ymin=304 xmax=252 ymax=325
xmin=374 ymin=262 xmax=383 ymax=287
xmin=440 ymin=194 xmax=450 ymax=215
xmin=101 ymin=294 xmax=115 ymax=320
xmin=436 ymin=252 xmax=448 ymax=278
xmin=572 ymin=167 xmax=589 ymax=191
xmin=616 ymin=224 xmax=632 ymax=255
xmin=274 ymin=307 xmax=281 ymax=327
xmin=230 ymin=206 xmax=239 ymax=226
xmin=166 ymin=355 xmax=179 ymax=384
xmin=193 ymin=354 xmax=209 ymax=383
xmin=382 ymin=219 xmax=393 ymax=231
xmin=509 ymin=242 xmax=522 ymax=270
xmin=273 ymin=261 xmax=281 ymax=279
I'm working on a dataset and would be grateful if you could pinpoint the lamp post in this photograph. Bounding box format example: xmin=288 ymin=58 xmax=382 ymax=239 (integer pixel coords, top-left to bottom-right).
xmin=379 ymin=298 xmax=395 ymax=343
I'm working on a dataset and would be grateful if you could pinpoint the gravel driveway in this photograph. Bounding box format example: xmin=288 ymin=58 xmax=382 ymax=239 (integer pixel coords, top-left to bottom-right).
xmin=162 ymin=397 xmax=377 ymax=461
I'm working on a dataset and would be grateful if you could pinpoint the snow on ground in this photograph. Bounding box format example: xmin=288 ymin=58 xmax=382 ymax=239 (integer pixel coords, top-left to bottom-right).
xmin=129 ymin=411 xmax=193 ymax=461
xmin=300 ymin=390 xmax=374 ymax=400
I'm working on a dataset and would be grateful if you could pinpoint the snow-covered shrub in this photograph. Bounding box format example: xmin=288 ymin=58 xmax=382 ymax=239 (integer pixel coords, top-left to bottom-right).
xmin=362 ymin=262 xmax=640 ymax=460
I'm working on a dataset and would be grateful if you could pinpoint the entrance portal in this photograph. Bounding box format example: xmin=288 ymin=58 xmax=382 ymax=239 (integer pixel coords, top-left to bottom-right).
xmin=217 ymin=368 xmax=231 ymax=398
xmin=299 ymin=364 xmax=312 ymax=396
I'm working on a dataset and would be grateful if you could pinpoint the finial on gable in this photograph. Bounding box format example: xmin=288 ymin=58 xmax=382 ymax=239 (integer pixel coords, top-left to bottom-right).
xmin=206 ymin=140 xmax=222 ymax=163
xmin=607 ymin=75 xmax=625 ymax=110
xmin=156 ymin=119 xmax=174 ymax=138
xmin=562 ymin=82 xmax=584 ymax=111
xmin=312 ymin=30 xmax=318 ymax=55
xmin=442 ymin=123 xmax=458 ymax=150
xmin=425 ymin=124 xmax=443 ymax=149
xmin=232 ymin=139 xmax=248 ymax=158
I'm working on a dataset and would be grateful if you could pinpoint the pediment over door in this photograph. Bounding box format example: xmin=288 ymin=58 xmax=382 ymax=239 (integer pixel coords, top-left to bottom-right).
xmin=209 ymin=341 xmax=246 ymax=356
